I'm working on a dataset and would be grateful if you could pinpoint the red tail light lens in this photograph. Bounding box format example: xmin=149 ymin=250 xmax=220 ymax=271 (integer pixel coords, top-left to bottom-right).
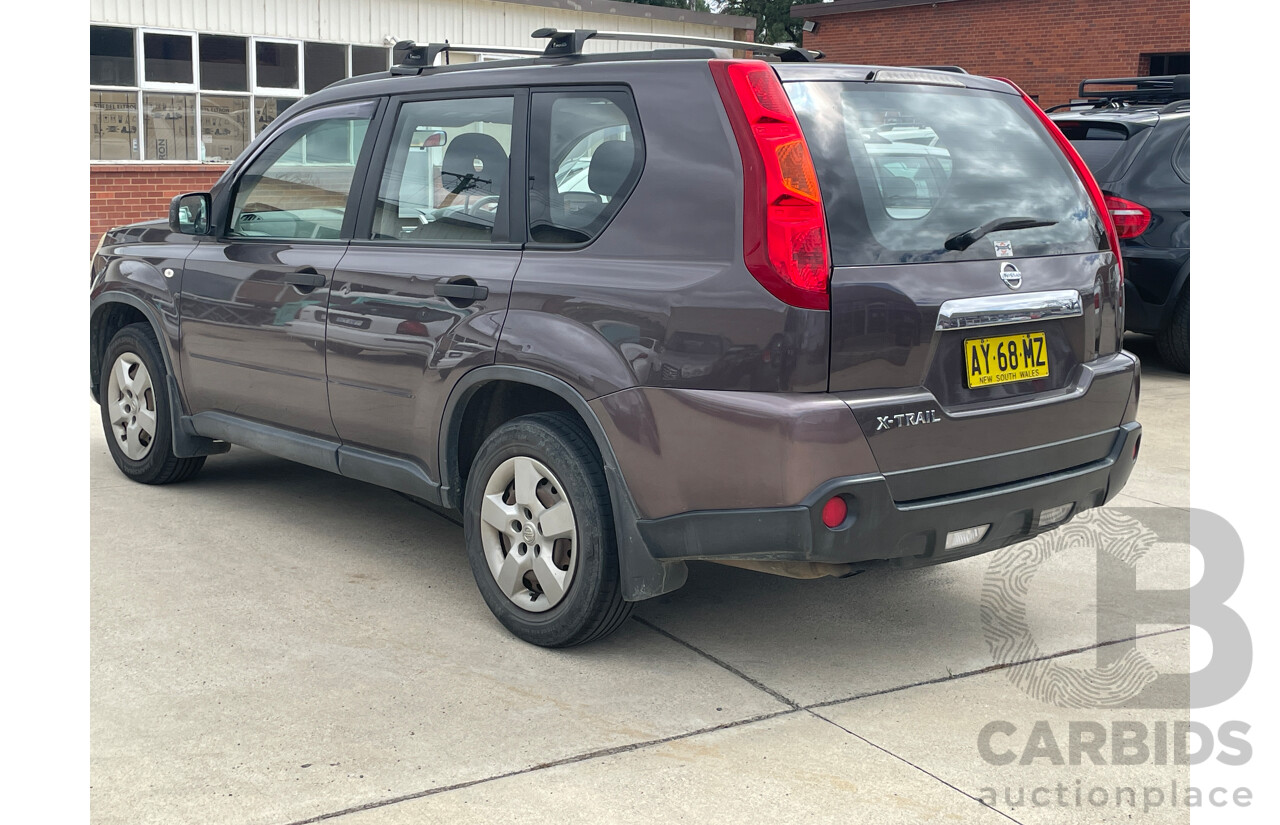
xmin=396 ymin=320 xmax=429 ymax=337
xmin=1103 ymin=194 xmax=1151 ymax=239
xmin=994 ymin=78 xmax=1123 ymax=287
xmin=710 ymin=60 xmax=831 ymax=311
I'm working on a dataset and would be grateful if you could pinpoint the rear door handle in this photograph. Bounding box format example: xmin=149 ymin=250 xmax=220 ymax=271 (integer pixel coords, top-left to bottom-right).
xmin=434 ymin=281 xmax=489 ymax=302
xmin=284 ymin=267 xmax=327 ymax=289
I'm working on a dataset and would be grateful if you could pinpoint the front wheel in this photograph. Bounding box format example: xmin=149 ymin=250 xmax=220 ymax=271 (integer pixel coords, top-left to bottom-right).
xmin=99 ymin=323 xmax=206 ymax=484
xmin=463 ymin=412 xmax=631 ymax=647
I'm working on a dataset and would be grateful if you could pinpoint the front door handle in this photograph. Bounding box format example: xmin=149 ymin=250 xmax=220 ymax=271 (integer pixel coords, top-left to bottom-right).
xmin=434 ymin=280 xmax=489 ymax=303
xmin=284 ymin=267 xmax=327 ymax=290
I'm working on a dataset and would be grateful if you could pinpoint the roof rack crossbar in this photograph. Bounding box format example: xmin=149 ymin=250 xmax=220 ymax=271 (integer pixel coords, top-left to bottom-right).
xmin=391 ymin=40 xmax=545 ymax=74
xmin=530 ymin=28 xmax=822 ymax=62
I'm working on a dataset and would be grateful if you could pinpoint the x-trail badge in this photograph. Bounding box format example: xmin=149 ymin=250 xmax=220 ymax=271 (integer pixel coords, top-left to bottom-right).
xmin=1000 ymin=262 xmax=1023 ymax=290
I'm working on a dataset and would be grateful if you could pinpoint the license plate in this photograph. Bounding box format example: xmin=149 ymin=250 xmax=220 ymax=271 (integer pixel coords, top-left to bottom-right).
xmin=964 ymin=332 xmax=1049 ymax=388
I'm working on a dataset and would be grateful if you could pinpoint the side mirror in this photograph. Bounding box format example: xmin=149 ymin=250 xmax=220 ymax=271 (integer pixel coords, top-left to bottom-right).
xmin=169 ymin=192 xmax=211 ymax=235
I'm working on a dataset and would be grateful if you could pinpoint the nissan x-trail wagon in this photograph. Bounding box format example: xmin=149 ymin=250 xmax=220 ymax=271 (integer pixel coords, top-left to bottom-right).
xmin=90 ymin=31 xmax=1141 ymax=647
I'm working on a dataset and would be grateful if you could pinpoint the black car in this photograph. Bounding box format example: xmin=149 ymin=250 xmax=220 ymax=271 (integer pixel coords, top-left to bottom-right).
xmin=1051 ymin=76 xmax=1190 ymax=371
xmin=90 ymin=31 xmax=1141 ymax=646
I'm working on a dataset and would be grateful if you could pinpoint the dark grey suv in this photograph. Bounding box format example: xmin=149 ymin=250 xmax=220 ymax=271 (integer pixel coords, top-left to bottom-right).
xmin=90 ymin=31 xmax=1141 ymax=647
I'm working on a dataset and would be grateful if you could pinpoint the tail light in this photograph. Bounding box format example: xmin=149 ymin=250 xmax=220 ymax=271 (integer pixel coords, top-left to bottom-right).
xmin=710 ymin=60 xmax=831 ymax=311
xmin=995 ymin=78 xmax=1123 ymax=288
xmin=1103 ymin=194 xmax=1151 ymax=239
xmin=396 ymin=320 xmax=429 ymax=336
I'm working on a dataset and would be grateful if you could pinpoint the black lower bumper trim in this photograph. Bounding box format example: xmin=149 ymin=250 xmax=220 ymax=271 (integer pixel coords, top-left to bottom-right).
xmin=637 ymin=422 xmax=1141 ymax=569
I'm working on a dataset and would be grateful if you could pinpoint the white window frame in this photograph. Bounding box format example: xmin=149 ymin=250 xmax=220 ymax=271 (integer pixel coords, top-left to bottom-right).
xmin=252 ymin=36 xmax=304 ymax=97
xmin=138 ymin=28 xmax=198 ymax=91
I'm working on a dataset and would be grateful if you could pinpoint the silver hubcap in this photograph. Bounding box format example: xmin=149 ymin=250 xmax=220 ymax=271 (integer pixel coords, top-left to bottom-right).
xmin=479 ymin=456 xmax=578 ymax=612
xmin=106 ymin=352 xmax=157 ymax=461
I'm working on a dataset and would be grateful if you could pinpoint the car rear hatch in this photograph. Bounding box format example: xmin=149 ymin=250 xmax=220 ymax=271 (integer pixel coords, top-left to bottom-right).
xmin=779 ymin=66 xmax=1133 ymax=502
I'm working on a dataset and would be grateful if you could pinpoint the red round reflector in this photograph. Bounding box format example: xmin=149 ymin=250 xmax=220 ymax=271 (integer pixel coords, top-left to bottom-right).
xmin=821 ymin=496 xmax=847 ymax=529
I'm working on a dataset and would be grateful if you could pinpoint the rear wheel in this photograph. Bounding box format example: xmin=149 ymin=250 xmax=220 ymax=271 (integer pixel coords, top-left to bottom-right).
xmin=463 ymin=412 xmax=631 ymax=647
xmin=99 ymin=323 xmax=206 ymax=484
xmin=1156 ymin=286 xmax=1189 ymax=373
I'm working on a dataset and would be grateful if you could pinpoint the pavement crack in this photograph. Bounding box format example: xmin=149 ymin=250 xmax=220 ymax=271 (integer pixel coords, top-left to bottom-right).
xmin=811 ymin=711 xmax=1026 ymax=825
xmin=632 ymin=615 xmax=802 ymax=710
xmin=278 ymin=709 xmax=798 ymax=825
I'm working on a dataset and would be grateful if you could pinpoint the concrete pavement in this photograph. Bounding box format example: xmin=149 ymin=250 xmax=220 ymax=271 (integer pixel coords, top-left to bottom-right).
xmin=91 ymin=336 xmax=1190 ymax=824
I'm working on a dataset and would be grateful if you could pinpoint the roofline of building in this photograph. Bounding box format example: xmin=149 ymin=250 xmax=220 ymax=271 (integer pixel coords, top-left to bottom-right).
xmin=791 ymin=0 xmax=965 ymax=19
xmin=500 ymin=0 xmax=757 ymax=30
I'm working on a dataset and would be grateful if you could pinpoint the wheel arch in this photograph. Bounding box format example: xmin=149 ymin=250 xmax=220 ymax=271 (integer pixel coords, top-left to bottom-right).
xmin=90 ymin=292 xmax=176 ymax=404
xmin=439 ymin=366 xmax=687 ymax=601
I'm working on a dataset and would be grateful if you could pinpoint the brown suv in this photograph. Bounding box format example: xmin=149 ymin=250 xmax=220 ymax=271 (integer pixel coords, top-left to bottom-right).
xmin=89 ymin=31 xmax=1141 ymax=646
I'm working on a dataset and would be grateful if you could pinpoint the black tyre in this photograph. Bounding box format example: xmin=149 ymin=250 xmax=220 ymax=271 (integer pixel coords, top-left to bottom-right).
xmin=99 ymin=323 xmax=206 ymax=485
xmin=1155 ymin=286 xmax=1190 ymax=373
xmin=463 ymin=412 xmax=631 ymax=647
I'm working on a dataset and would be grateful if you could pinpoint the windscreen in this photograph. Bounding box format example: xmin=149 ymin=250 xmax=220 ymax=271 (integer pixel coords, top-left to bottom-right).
xmin=786 ymin=82 xmax=1106 ymax=266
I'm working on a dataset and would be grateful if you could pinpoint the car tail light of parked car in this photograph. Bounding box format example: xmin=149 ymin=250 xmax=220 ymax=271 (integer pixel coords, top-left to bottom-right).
xmin=710 ymin=59 xmax=831 ymax=311
xmin=1103 ymin=194 xmax=1152 ymax=239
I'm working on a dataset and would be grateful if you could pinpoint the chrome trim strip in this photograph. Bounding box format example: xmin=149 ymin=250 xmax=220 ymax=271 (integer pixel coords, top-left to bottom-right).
xmin=935 ymin=289 xmax=1083 ymax=331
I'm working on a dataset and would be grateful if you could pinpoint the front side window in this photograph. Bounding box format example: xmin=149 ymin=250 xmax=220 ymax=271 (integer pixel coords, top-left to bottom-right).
xmin=229 ymin=102 xmax=375 ymax=240
xmin=370 ymin=96 xmax=515 ymax=243
xmin=528 ymin=91 xmax=643 ymax=245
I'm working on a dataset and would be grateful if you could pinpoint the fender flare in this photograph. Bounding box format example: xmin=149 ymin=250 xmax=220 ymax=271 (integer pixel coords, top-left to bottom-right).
xmin=439 ymin=365 xmax=687 ymax=601
xmin=90 ymin=291 xmax=228 ymax=459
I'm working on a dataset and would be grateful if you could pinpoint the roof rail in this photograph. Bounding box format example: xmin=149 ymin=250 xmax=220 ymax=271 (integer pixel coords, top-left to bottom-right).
xmin=390 ymin=40 xmax=545 ymax=74
xmin=908 ymin=65 xmax=968 ymax=74
xmin=530 ymin=28 xmax=823 ymax=63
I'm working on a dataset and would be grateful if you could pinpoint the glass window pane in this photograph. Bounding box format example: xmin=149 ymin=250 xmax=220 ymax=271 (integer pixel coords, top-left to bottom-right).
xmin=90 ymin=91 xmax=139 ymax=161
xmin=256 ymin=41 xmax=299 ymax=89
xmin=254 ymin=97 xmax=299 ymax=134
xmin=91 ymin=26 xmax=135 ymax=87
xmin=372 ymin=97 xmax=514 ymax=243
xmin=143 ymin=33 xmax=193 ymax=85
xmin=230 ymin=103 xmax=376 ymax=239
xmin=528 ymin=93 xmax=643 ymax=245
xmin=200 ymin=34 xmax=248 ymax=91
xmin=305 ymin=42 xmax=347 ymax=94
xmin=199 ymin=95 xmax=251 ymax=162
xmin=142 ymin=93 xmax=197 ymax=160
xmin=351 ymin=46 xmax=388 ymax=76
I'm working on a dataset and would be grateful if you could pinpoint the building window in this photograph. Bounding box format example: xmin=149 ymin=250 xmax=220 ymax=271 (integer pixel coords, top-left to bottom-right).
xmin=90 ymin=25 xmax=388 ymax=162
xmin=255 ymin=41 xmax=300 ymax=91
xmin=90 ymin=90 xmax=139 ymax=161
xmin=143 ymin=32 xmax=194 ymax=86
xmin=352 ymin=46 xmax=389 ymax=76
xmin=200 ymin=35 xmax=248 ymax=92
xmin=1145 ymin=53 xmax=1189 ymax=75
xmin=143 ymin=93 xmax=197 ymax=161
xmin=90 ymin=26 xmax=135 ymax=87
xmin=305 ymin=42 xmax=347 ymax=94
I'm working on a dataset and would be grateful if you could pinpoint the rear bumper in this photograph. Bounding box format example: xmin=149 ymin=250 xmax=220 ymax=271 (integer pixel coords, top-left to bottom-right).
xmin=635 ymin=421 xmax=1141 ymax=569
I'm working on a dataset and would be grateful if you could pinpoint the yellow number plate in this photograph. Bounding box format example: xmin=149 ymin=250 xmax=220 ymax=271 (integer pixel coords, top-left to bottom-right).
xmin=964 ymin=332 xmax=1049 ymax=388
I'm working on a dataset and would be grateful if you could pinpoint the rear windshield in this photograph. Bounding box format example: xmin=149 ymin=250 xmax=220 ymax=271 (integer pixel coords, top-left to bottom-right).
xmin=1057 ymin=122 xmax=1134 ymax=174
xmin=786 ymin=82 xmax=1105 ymax=266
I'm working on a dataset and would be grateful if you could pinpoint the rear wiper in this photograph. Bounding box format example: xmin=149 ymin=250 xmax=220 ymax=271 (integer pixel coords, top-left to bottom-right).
xmin=944 ymin=217 xmax=1059 ymax=251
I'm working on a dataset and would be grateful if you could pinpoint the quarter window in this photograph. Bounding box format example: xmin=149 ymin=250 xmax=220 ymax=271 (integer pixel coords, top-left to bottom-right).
xmin=229 ymin=102 xmax=375 ymax=240
xmin=371 ymin=97 xmax=515 ymax=243
xmin=528 ymin=92 xmax=643 ymax=245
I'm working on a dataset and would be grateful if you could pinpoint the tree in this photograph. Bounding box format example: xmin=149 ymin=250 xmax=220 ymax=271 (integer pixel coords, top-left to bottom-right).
xmin=717 ymin=0 xmax=805 ymax=45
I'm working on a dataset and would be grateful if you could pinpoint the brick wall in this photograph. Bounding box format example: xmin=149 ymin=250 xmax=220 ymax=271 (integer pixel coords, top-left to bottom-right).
xmin=89 ymin=164 xmax=229 ymax=257
xmin=804 ymin=0 xmax=1189 ymax=108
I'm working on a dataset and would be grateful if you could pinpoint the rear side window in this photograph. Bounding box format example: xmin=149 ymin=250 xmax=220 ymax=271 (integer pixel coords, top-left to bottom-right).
xmin=527 ymin=91 xmax=643 ymax=245
xmin=786 ymin=82 xmax=1105 ymax=266
xmin=1173 ymin=127 xmax=1190 ymax=181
